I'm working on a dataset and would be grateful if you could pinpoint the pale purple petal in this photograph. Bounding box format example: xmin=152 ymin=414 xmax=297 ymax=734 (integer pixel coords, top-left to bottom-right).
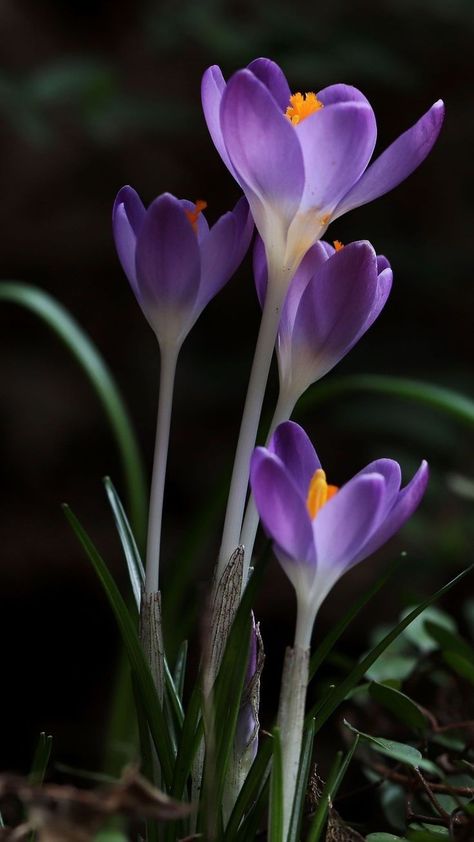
xmin=268 ymin=421 xmax=321 ymax=491
xmin=221 ymin=70 xmax=305 ymax=222
xmin=297 ymin=101 xmax=377 ymax=212
xmin=253 ymin=235 xmax=267 ymax=307
xmin=332 ymin=100 xmax=445 ymax=219
xmin=254 ymin=235 xmax=329 ymax=310
xmin=135 ymin=192 xmax=200 ymax=315
xmin=196 ymin=197 xmax=253 ymax=314
xmin=351 ymin=461 xmax=429 ymax=565
xmin=363 ymin=265 xmax=393 ymax=332
xmin=315 ymin=473 xmax=386 ymax=571
xmin=352 ymin=458 xmax=402 ymax=515
xmin=247 ymin=57 xmax=291 ymax=110
xmin=318 ymin=83 xmax=372 ymax=107
xmin=201 ymin=65 xmax=238 ymax=178
xmin=112 ymin=186 xmax=146 ymax=293
xmin=250 ymin=448 xmax=316 ymax=566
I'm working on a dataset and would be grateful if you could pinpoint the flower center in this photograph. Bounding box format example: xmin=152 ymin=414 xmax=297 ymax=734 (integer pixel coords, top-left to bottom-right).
xmin=185 ymin=199 xmax=207 ymax=234
xmin=307 ymin=468 xmax=338 ymax=519
xmin=333 ymin=240 xmax=344 ymax=251
xmin=285 ymin=92 xmax=324 ymax=125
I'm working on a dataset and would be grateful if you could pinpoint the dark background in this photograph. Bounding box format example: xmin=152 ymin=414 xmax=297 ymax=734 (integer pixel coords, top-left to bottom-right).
xmin=0 ymin=0 xmax=473 ymax=776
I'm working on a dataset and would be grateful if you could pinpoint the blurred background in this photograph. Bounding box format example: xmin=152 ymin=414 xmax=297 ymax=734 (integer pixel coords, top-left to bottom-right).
xmin=0 ymin=0 xmax=473 ymax=781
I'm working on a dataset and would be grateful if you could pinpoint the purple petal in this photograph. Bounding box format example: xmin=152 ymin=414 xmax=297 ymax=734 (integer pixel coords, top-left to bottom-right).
xmin=352 ymin=458 xmax=402 ymax=514
xmin=267 ymin=421 xmax=321 ymax=493
xmin=318 ymin=83 xmax=372 ymax=107
xmin=196 ymin=197 xmax=253 ymax=315
xmin=254 ymin=235 xmax=330 ymax=310
xmin=332 ymin=100 xmax=445 ymax=219
xmin=297 ymin=101 xmax=377 ymax=212
xmin=135 ymin=192 xmax=200 ymax=318
xmin=376 ymin=254 xmax=390 ymax=274
xmin=352 ymin=461 xmax=429 ymax=565
xmin=112 ymin=186 xmax=146 ymax=293
xmin=179 ymin=199 xmax=209 ymax=242
xmin=250 ymin=447 xmax=316 ymax=566
xmin=221 ymin=69 xmax=305 ymax=223
xmin=283 ymin=241 xmax=379 ymax=379
xmin=247 ymin=57 xmax=291 ymax=110
xmin=201 ymin=65 xmax=238 ymax=179
xmin=315 ymin=473 xmax=386 ymax=571
xmin=362 ymin=265 xmax=393 ymax=332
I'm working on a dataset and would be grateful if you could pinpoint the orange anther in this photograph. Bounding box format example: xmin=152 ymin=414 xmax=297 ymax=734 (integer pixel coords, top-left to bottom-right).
xmin=185 ymin=199 xmax=207 ymax=233
xmin=285 ymin=92 xmax=324 ymax=125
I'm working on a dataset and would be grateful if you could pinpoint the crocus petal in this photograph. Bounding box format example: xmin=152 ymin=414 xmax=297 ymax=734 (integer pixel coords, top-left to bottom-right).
xmin=221 ymin=70 xmax=305 ymax=227
xmin=112 ymin=186 xmax=146 ymax=293
xmin=247 ymin=57 xmax=291 ymax=110
xmin=353 ymin=458 xmax=402 ymax=515
xmin=268 ymin=421 xmax=321 ymax=491
xmin=352 ymin=461 xmax=429 ymax=565
xmin=196 ymin=197 xmax=253 ymax=314
xmin=314 ymin=473 xmax=386 ymax=573
xmin=201 ymin=65 xmax=238 ymax=178
xmin=135 ymin=192 xmax=200 ymax=323
xmin=318 ymin=83 xmax=372 ymax=108
xmin=297 ymin=101 xmax=377 ymax=212
xmin=253 ymin=235 xmax=329 ymax=309
xmin=363 ymin=265 xmax=393 ymax=332
xmin=250 ymin=448 xmax=316 ymax=566
xmin=332 ymin=100 xmax=445 ymax=219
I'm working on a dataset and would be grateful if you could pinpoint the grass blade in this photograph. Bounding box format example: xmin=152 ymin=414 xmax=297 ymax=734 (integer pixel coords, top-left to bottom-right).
xmin=287 ymin=719 xmax=315 ymax=842
xmin=224 ymin=738 xmax=272 ymax=841
xmin=306 ymin=735 xmax=359 ymax=842
xmin=173 ymin=641 xmax=188 ymax=701
xmin=269 ymin=727 xmax=283 ymax=842
xmin=308 ymin=564 xmax=474 ymax=732
xmin=104 ymin=476 xmax=144 ymax=610
xmin=0 ymin=282 xmax=147 ymax=546
xmin=29 ymin=732 xmax=52 ymax=784
xmin=63 ymin=505 xmax=173 ymax=788
xmin=309 ymin=558 xmax=398 ymax=681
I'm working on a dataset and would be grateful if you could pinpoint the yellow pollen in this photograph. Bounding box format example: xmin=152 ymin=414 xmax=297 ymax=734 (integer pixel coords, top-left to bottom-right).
xmin=307 ymin=468 xmax=338 ymax=519
xmin=333 ymin=240 xmax=344 ymax=251
xmin=285 ymin=92 xmax=324 ymax=125
xmin=185 ymin=199 xmax=207 ymax=234
xmin=320 ymin=213 xmax=331 ymax=226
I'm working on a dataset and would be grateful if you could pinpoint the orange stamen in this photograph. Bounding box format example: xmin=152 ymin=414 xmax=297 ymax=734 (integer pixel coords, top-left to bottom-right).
xmin=333 ymin=240 xmax=344 ymax=251
xmin=285 ymin=92 xmax=324 ymax=125
xmin=185 ymin=199 xmax=207 ymax=234
xmin=307 ymin=468 xmax=338 ymax=519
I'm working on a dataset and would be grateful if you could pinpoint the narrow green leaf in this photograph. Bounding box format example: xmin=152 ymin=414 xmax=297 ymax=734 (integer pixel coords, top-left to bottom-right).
xmin=29 ymin=732 xmax=53 ymax=784
xmin=0 ymin=282 xmax=147 ymax=546
xmin=366 ymin=834 xmax=409 ymax=841
xmin=269 ymin=727 xmax=284 ymax=842
xmin=224 ymin=738 xmax=272 ymax=842
xmin=234 ymin=775 xmax=270 ymax=842
xmin=173 ymin=641 xmax=188 ymax=701
xmin=299 ymin=374 xmax=474 ymax=429
xmin=164 ymin=657 xmax=184 ymax=732
xmin=170 ymin=680 xmax=203 ymax=800
xmin=104 ymin=476 xmax=144 ymax=609
xmin=369 ymin=683 xmax=428 ymax=731
xmin=63 ymin=505 xmax=173 ymax=788
xmin=306 ymin=751 xmax=343 ymax=842
xmin=310 ymin=559 xmax=398 ymax=681
xmin=308 ymin=564 xmax=474 ymax=732
xmin=287 ymin=719 xmax=315 ymax=842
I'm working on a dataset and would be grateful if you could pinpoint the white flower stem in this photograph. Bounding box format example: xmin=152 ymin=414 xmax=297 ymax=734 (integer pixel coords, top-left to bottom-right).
xmin=239 ymin=389 xmax=296 ymax=587
xmin=145 ymin=344 xmax=179 ymax=593
xmin=216 ymin=279 xmax=284 ymax=580
xmin=275 ymin=598 xmax=314 ymax=841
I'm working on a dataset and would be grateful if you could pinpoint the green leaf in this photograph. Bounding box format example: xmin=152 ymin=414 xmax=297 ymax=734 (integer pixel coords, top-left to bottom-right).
xmin=173 ymin=641 xmax=188 ymax=701
xmin=63 ymin=505 xmax=173 ymax=788
xmin=269 ymin=727 xmax=284 ymax=842
xmin=234 ymin=774 xmax=270 ymax=842
xmin=344 ymin=721 xmax=438 ymax=773
xmin=307 ymin=564 xmax=474 ymax=732
xmin=104 ymin=477 xmax=144 ymax=610
xmin=443 ymin=651 xmax=474 ymax=684
xmin=0 ymin=282 xmax=147 ymax=546
xmin=93 ymin=832 xmax=130 ymax=842
xmin=299 ymin=374 xmax=474 ymax=429
xmin=170 ymin=680 xmax=203 ymax=801
xmin=425 ymin=620 xmax=474 ymax=663
xmin=29 ymin=732 xmax=53 ymax=784
xmin=224 ymin=738 xmax=272 ymax=842
xmin=309 ymin=558 xmax=398 ymax=681
xmin=368 ymin=683 xmax=428 ymax=731
xmin=400 ymin=606 xmax=456 ymax=653
xmin=366 ymin=835 xmax=409 ymax=841
xmin=306 ymin=736 xmax=359 ymax=842
xmin=287 ymin=719 xmax=315 ymax=842
xmin=407 ymin=825 xmax=450 ymax=841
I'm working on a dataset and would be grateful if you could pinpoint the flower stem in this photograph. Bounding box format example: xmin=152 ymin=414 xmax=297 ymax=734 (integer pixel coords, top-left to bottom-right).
xmin=145 ymin=345 xmax=179 ymax=593
xmin=239 ymin=389 xmax=296 ymax=587
xmin=217 ymin=281 xmax=284 ymax=580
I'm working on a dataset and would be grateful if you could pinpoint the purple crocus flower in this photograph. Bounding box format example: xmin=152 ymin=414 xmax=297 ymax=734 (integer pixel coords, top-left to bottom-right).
xmin=202 ymin=57 xmax=444 ymax=283
xmin=113 ymin=186 xmax=253 ymax=350
xmin=253 ymin=235 xmax=393 ymax=407
xmin=250 ymin=421 xmax=428 ymax=647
